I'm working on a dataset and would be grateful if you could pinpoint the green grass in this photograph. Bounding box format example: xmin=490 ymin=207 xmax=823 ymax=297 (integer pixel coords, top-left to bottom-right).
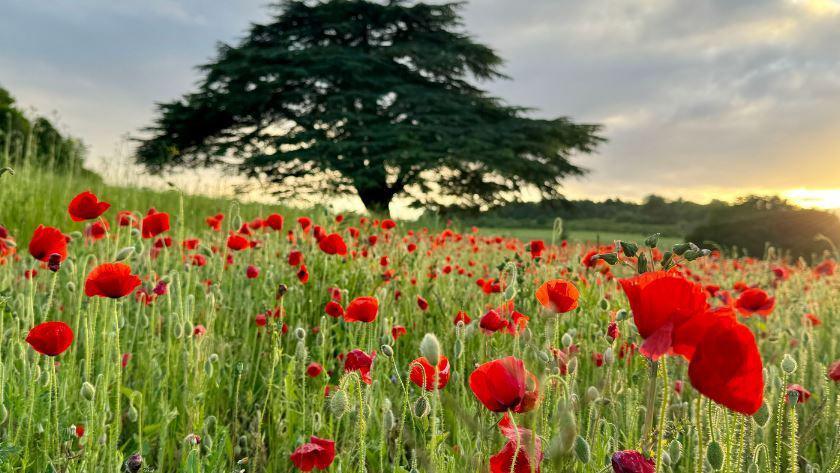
xmin=484 ymin=226 xmax=683 ymax=248
xmin=0 ymin=165 xmax=838 ymax=472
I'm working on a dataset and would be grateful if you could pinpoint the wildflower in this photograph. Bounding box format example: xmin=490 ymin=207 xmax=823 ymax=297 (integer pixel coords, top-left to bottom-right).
xmin=290 ymin=436 xmax=335 ymax=471
xmin=141 ymin=209 xmax=170 ymax=239
xmin=26 ymin=321 xmax=74 ymax=356
xmin=29 ymin=225 xmax=68 ymax=262
xmin=344 ymin=296 xmax=379 ymax=323
xmin=409 ymin=356 xmax=450 ymax=391
xmin=735 ymin=288 xmax=775 ymax=317
xmin=68 ymin=191 xmax=110 ymax=221
xmin=535 ymin=279 xmax=579 ymax=313
xmin=84 ymin=263 xmax=141 ymax=299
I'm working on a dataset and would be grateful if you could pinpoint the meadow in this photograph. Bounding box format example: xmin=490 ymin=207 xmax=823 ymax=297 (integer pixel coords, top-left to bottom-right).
xmin=0 ymin=164 xmax=839 ymax=473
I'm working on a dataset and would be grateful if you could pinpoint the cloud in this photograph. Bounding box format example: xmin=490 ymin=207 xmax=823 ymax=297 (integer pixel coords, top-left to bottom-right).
xmin=1 ymin=0 xmax=839 ymax=209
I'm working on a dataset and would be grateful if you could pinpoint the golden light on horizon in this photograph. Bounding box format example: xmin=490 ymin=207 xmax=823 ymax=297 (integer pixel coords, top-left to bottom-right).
xmin=784 ymin=189 xmax=840 ymax=210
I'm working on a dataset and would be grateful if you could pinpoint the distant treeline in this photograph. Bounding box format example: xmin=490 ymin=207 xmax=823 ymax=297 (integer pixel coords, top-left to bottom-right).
xmin=0 ymin=85 xmax=86 ymax=171
xmin=441 ymin=195 xmax=840 ymax=259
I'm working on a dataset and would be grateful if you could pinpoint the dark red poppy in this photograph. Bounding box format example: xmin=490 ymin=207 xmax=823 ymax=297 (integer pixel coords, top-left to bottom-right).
xmin=381 ymin=219 xmax=396 ymax=230
xmin=205 ymin=213 xmax=224 ymax=231
xmin=265 ymin=213 xmax=284 ymax=231
xmin=68 ymin=191 xmax=110 ymax=222
xmin=190 ymin=254 xmax=207 ymax=266
xmin=227 ymin=234 xmax=250 ymax=251
xmin=290 ymin=436 xmax=335 ymax=471
xmin=391 ymin=325 xmax=407 ymax=340
xmin=297 ymin=264 xmax=309 ymax=284
xmin=344 ymin=349 xmax=376 ymax=384
xmin=141 ymin=209 xmax=170 ymax=239
xmin=29 ymin=225 xmax=68 ymax=262
xmin=814 ymin=259 xmax=836 ymax=277
xmin=489 ymin=413 xmax=543 ymax=473
xmin=529 ymin=240 xmax=546 ymax=259
xmin=828 ymin=360 xmax=840 ymax=382
xmin=344 ymin=296 xmax=378 ymax=323
xmin=417 ymin=296 xmax=429 ymax=311
xmin=84 ymin=262 xmax=142 ymax=299
xmin=611 ymin=450 xmax=654 ymax=473
xmin=469 ymin=356 xmax=527 ymax=412
xmin=318 ymin=233 xmax=347 ymax=256
xmin=324 ymin=301 xmax=344 ymax=318
xmin=535 ymin=279 xmax=579 ymax=313
xmin=479 ymin=309 xmax=509 ymax=334
xmin=687 ymin=316 xmax=764 ymax=415
xmin=117 ymin=210 xmax=138 ymax=227
xmin=409 ymin=356 xmax=450 ymax=391
xmin=786 ymin=384 xmax=811 ymax=404
xmin=619 ymin=271 xmax=708 ymax=360
xmin=306 ymin=362 xmax=324 ymax=378
xmin=246 ymin=265 xmax=260 ymax=279
xmin=735 ymin=288 xmax=775 ymax=317
xmin=297 ymin=217 xmax=312 ymax=234
xmin=288 ymin=250 xmax=303 ymax=266
xmin=26 ymin=321 xmax=74 ymax=356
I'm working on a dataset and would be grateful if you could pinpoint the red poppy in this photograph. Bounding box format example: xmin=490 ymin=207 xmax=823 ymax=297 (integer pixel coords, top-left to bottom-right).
xmin=390 ymin=325 xmax=406 ymax=341
xmin=290 ymin=436 xmax=336 ymax=471
xmin=417 ymin=296 xmax=429 ymax=311
xmin=619 ymin=271 xmax=708 ymax=360
xmin=454 ymin=310 xmax=471 ymax=325
xmin=118 ymin=210 xmax=137 ymax=227
xmin=324 ymin=301 xmax=344 ymax=318
xmin=190 ymin=254 xmax=207 ymax=266
xmin=814 ymin=259 xmax=836 ymax=277
xmin=828 ymin=360 xmax=840 ymax=382
xmin=489 ymin=413 xmax=543 ymax=473
xmin=84 ymin=263 xmax=142 ymax=299
xmin=409 ymin=356 xmax=450 ymax=391
xmin=529 ymin=240 xmax=546 ymax=259
xmin=479 ymin=309 xmax=509 ymax=333
xmin=297 ymin=264 xmax=309 ymax=284
xmin=804 ymin=313 xmax=821 ymax=326
xmin=318 ymin=233 xmax=347 ymax=256
xmin=26 ymin=321 xmax=74 ymax=356
xmin=205 ymin=213 xmax=224 ymax=231
xmin=246 ymin=265 xmax=260 ymax=279
xmin=29 ymin=225 xmax=68 ymax=262
xmin=786 ymin=384 xmax=811 ymax=404
xmin=141 ymin=209 xmax=170 ymax=239
xmin=735 ymin=288 xmax=775 ymax=317
xmin=288 ymin=250 xmax=303 ymax=266
xmin=68 ymin=191 xmax=110 ymax=221
xmin=227 ymin=234 xmax=250 ymax=251
xmin=687 ymin=316 xmax=764 ymax=414
xmin=611 ymin=450 xmax=655 ymax=473
xmin=265 ymin=213 xmax=284 ymax=231
xmin=344 ymin=349 xmax=376 ymax=384
xmin=344 ymin=296 xmax=379 ymax=323
xmin=535 ymin=279 xmax=579 ymax=313
xmin=381 ymin=219 xmax=396 ymax=230
xmin=469 ymin=356 xmax=528 ymax=412
xmin=306 ymin=362 xmax=324 ymax=378
xmin=297 ymin=217 xmax=312 ymax=233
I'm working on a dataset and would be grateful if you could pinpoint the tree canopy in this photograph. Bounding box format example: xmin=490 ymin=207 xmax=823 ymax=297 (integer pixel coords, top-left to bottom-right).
xmin=136 ymin=0 xmax=602 ymax=213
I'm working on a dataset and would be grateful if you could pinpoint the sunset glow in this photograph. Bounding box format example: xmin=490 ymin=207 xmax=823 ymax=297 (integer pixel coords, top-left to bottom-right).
xmin=785 ymin=189 xmax=840 ymax=210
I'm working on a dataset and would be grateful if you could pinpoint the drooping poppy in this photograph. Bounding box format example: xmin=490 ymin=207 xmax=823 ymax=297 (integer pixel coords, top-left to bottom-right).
xmin=324 ymin=301 xmax=344 ymax=318
xmin=29 ymin=225 xmax=68 ymax=262
xmin=734 ymin=288 xmax=775 ymax=317
xmin=535 ymin=279 xmax=579 ymax=313
xmin=290 ymin=436 xmax=336 ymax=471
xmin=687 ymin=316 xmax=764 ymax=415
xmin=344 ymin=296 xmax=379 ymax=323
xmin=409 ymin=356 xmax=450 ymax=391
xmin=344 ymin=349 xmax=376 ymax=384
xmin=68 ymin=191 xmax=110 ymax=221
xmin=297 ymin=217 xmax=312 ymax=234
xmin=611 ymin=450 xmax=655 ymax=473
xmin=786 ymin=384 xmax=811 ymax=404
xmin=84 ymin=262 xmax=142 ymax=299
xmin=619 ymin=271 xmax=708 ymax=360
xmin=489 ymin=413 xmax=543 ymax=473
xmin=318 ymin=233 xmax=347 ymax=256
xmin=26 ymin=321 xmax=74 ymax=356
xmin=469 ymin=356 xmax=527 ymax=412
xmin=141 ymin=209 xmax=170 ymax=239
xmin=391 ymin=325 xmax=407 ymax=340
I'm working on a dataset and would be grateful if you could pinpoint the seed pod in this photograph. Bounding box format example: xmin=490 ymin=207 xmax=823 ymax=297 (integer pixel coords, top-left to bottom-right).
xmin=413 ymin=396 xmax=430 ymax=418
xmin=573 ymin=436 xmax=590 ymax=463
xmin=707 ymin=440 xmax=724 ymax=471
xmin=80 ymin=381 xmax=96 ymax=402
xmin=419 ymin=333 xmax=441 ymax=365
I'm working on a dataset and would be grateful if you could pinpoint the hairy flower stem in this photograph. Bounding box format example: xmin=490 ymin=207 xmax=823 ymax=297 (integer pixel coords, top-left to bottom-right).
xmin=773 ymin=373 xmax=787 ymax=473
xmin=654 ymin=358 xmax=669 ymax=471
xmin=695 ymin=397 xmax=704 ymax=473
xmin=642 ymin=359 xmax=659 ymax=449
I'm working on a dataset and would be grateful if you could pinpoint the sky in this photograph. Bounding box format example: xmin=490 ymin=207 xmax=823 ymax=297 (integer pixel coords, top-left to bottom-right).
xmin=2 ymin=0 xmax=840 ymax=215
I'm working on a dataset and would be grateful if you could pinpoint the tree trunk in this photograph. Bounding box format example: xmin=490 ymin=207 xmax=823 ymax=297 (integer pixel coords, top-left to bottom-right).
xmin=357 ymin=185 xmax=395 ymax=217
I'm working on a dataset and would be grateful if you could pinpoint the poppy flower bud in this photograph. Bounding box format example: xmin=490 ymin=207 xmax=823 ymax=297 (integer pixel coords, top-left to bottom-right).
xmin=329 ymin=390 xmax=348 ymax=419
xmin=615 ymin=309 xmax=629 ymax=321
xmin=66 ymin=282 xmax=76 ymax=292
xmin=69 ymin=231 xmax=83 ymax=240
xmin=585 ymin=386 xmax=599 ymax=403
xmin=537 ymin=351 xmax=550 ymax=364
xmin=412 ymin=396 xmax=430 ymax=418
xmin=561 ymin=332 xmax=573 ymax=348
xmin=619 ymin=241 xmax=638 ymax=258
xmin=644 ymin=233 xmax=660 ymax=248
xmin=383 ymin=408 xmax=395 ymax=432
xmin=604 ymin=348 xmax=615 ymax=365
xmin=80 ymin=381 xmax=95 ymax=402
xmin=233 ymin=215 xmax=243 ymax=230
xmin=0 ymin=166 xmax=14 ymax=176
xmin=683 ymin=249 xmax=703 ymax=261
xmin=599 ymin=298 xmax=609 ymax=311
xmin=753 ymin=401 xmax=770 ymax=427
xmin=276 ymin=284 xmax=288 ymax=299
xmin=204 ymin=359 xmax=215 ymax=377
xmin=453 ymin=339 xmax=463 ymax=359
xmin=672 ymin=242 xmax=691 ymax=255
xmin=707 ymin=440 xmax=724 ymax=470
xmin=419 ymin=333 xmax=441 ymax=365
xmin=637 ymin=253 xmax=648 ymax=273
xmin=380 ymin=344 xmax=394 ymax=357
xmin=567 ymin=357 xmax=578 ymax=374
xmin=124 ymin=453 xmax=143 ymax=473
xmin=597 ymin=252 xmax=619 ymax=265
xmin=574 ymin=436 xmax=591 ymax=464
xmin=48 ymin=253 xmax=62 ymax=272
xmin=668 ymin=439 xmax=682 ymax=465
xmin=661 ymin=251 xmax=673 ymax=269
xmin=294 ymin=327 xmax=306 ymax=340
xmin=127 ymin=405 xmax=139 ymax=423
xmin=781 ymin=354 xmax=797 ymax=374
xmin=115 ymin=247 xmax=134 ymax=261
xmin=0 ymin=404 xmax=7 ymax=424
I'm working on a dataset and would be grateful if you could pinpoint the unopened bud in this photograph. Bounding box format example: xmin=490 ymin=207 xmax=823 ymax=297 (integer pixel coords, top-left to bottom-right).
xmin=781 ymin=354 xmax=797 ymax=374
xmin=80 ymin=382 xmax=95 ymax=402
xmin=419 ymin=333 xmax=441 ymax=365
xmin=329 ymin=390 xmax=348 ymax=418
xmin=115 ymin=247 xmax=135 ymax=261
xmin=637 ymin=253 xmax=648 ymax=273
xmin=597 ymin=253 xmax=619 ymax=265
xmin=412 ymin=396 xmax=430 ymax=418
xmin=124 ymin=453 xmax=143 ymax=473
xmin=48 ymin=253 xmax=62 ymax=272
xmin=619 ymin=241 xmax=638 ymax=258
xmin=380 ymin=344 xmax=394 ymax=357
xmin=561 ymin=332 xmax=573 ymax=348
xmin=707 ymin=440 xmax=723 ymax=470
xmin=644 ymin=233 xmax=660 ymax=248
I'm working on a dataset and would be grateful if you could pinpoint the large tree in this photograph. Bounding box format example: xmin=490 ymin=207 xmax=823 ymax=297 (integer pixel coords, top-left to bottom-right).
xmin=136 ymin=0 xmax=603 ymax=214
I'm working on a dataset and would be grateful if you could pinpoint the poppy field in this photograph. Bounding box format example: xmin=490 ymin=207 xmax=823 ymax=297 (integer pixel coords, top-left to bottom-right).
xmin=1 ymin=176 xmax=840 ymax=473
